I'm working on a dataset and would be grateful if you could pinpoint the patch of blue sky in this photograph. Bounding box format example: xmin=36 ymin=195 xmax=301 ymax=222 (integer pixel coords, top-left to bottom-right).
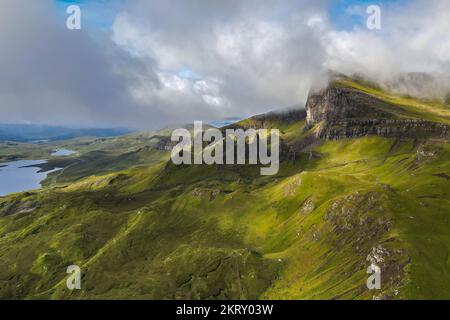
xmin=177 ymin=68 xmax=202 ymax=81
xmin=329 ymin=0 xmax=409 ymax=30
xmin=54 ymin=0 xmax=127 ymax=30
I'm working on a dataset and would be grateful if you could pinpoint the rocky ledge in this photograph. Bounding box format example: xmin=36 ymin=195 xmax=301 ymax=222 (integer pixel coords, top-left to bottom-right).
xmin=318 ymin=119 xmax=449 ymax=140
xmin=305 ymin=82 xmax=450 ymax=140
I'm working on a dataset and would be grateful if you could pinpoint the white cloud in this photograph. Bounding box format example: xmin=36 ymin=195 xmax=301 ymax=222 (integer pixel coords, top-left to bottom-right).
xmin=111 ymin=0 xmax=329 ymax=123
xmin=1 ymin=0 xmax=449 ymax=129
xmin=321 ymin=0 xmax=450 ymax=98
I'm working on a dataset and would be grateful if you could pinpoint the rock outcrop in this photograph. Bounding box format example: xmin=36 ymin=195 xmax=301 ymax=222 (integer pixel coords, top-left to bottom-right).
xmin=318 ymin=119 xmax=449 ymax=140
xmin=305 ymin=82 xmax=450 ymax=140
xmin=305 ymin=85 xmax=393 ymax=128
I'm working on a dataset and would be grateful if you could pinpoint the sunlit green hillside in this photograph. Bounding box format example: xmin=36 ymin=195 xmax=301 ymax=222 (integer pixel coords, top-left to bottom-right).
xmin=0 ymin=79 xmax=449 ymax=299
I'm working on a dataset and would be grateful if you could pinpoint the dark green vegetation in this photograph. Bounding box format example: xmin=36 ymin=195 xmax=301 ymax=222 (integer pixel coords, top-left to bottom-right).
xmin=0 ymin=78 xmax=449 ymax=299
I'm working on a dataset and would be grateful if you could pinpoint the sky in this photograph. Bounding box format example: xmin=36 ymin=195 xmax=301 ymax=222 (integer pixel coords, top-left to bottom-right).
xmin=0 ymin=0 xmax=449 ymax=129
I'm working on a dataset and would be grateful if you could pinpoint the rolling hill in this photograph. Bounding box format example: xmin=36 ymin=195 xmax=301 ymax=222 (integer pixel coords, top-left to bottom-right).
xmin=0 ymin=77 xmax=449 ymax=299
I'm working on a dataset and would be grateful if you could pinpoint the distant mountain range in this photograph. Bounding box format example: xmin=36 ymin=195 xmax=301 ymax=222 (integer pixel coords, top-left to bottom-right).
xmin=0 ymin=124 xmax=132 ymax=142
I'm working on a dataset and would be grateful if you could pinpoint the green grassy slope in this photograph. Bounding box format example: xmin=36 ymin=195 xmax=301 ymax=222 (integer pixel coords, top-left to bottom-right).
xmin=0 ymin=141 xmax=55 ymax=162
xmin=0 ymin=79 xmax=449 ymax=300
xmin=336 ymin=78 xmax=450 ymax=124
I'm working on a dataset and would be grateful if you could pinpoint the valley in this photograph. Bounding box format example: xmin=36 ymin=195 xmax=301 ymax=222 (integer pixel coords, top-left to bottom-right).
xmin=0 ymin=77 xmax=449 ymax=299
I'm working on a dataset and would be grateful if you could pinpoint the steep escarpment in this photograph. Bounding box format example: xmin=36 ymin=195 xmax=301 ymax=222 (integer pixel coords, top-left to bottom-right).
xmin=305 ymin=84 xmax=393 ymax=127
xmin=318 ymin=119 xmax=448 ymax=140
xmin=305 ymin=80 xmax=450 ymax=140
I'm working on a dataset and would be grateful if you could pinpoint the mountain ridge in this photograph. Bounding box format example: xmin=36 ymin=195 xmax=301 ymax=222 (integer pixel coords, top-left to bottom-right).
xmin=0 ymin=76 xmax=449 ymax=300
xmin=304 ymin=79 xmax=450 ymax=140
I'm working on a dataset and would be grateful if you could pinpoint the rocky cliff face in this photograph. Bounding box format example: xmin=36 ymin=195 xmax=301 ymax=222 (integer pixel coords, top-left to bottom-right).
xmin=305 ymin=82 xmax=450 ymax=140
xmin=318 ymin=119 xmax=449 ymax=140
xmin=305 ymin=85 xmax=391 ymax=127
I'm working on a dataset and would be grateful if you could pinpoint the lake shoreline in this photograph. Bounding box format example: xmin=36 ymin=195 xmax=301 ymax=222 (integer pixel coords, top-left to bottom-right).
xmin=0 ymin=149 xmax=75 ymax=196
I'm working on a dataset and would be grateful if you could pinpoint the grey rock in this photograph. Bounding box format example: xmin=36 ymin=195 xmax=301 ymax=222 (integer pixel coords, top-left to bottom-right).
xmin=304 ymin=83 xmax=450 ymax=140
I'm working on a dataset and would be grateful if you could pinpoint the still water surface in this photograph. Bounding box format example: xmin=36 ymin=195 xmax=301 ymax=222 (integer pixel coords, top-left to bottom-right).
xmin=0 ymin=149 xmax=75 ymax=196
